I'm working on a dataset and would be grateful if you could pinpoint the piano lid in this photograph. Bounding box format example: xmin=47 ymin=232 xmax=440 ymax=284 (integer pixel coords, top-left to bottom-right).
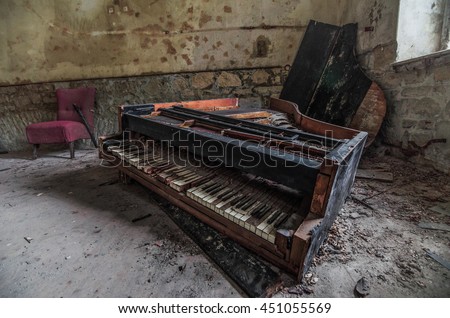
xmin=280 ymin=20 xmax=386 ymax=145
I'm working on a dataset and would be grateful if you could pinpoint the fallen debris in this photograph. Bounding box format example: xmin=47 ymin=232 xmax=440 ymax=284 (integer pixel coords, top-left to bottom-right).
xmin=425 ymin=249 xmax=450 ymax=270
xmin=418 ymin=222 xmax=450 ymax=232
xmin=350 ymin=195 xmax=375 ymax=211
xmin=0 ymin=168 xmax=11 ymax=172
xmin=428 ymin=201 xmax=450 ymax=217
xmin=36 ymin=193 xmax=43 ymax=197
xmin=98 ymin=180 xmax=118 ymax=187
xmin=24 ymin=237 xmax=32 ymax=243
xmin=93 ymin=227 xmax=102 ymax=234
xmin=131 ymin=213 xmax=152 ymax=223
xmin=354 ymin=277 xmax=370 ymax=297
xmin=287 ymin=286 xmax=303 ymax=295
xmin=302 ymin=286 xmax=314 ymax=294
xmin=356 ymin=169 xmax=393 ymax=182
xmin=134 ymin=242 xmax=150 ymax=249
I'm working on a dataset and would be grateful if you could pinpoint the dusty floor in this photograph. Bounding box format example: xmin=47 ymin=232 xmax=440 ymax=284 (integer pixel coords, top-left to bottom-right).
xmin=0 ymin=148 xmax=449 ymax=297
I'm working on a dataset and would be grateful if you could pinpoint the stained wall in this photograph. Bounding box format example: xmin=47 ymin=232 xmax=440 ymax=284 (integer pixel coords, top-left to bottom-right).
xmin=0 ymin=0 xmax=342 ymax=151
xmin=0 ymin=0 xmax=343 ymax=85
xmin=340 ymin=0 xmax=450 ymax=173
xmin=1 ymin=0 xmax=449 ymax=174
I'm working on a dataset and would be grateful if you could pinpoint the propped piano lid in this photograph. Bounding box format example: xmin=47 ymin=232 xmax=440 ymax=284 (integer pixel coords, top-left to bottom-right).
xmin=280 ymin=20 xmax=386 ymax=146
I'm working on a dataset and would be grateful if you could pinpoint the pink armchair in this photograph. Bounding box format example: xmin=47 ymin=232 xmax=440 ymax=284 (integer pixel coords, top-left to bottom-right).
xmin=26 ymin=87 xmax=96 ymax=159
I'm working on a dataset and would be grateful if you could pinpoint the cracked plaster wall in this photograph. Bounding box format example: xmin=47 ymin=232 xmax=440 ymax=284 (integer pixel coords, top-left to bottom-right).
xmin=340 ymin=0 xmax=450 ymax=173
xmin=1 ymin=0 xmax=449 ymax=174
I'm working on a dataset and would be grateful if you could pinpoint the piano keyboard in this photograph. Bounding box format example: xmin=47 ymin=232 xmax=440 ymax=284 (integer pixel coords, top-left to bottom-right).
xmin=107 ymin=140 xmax=306 ymax=243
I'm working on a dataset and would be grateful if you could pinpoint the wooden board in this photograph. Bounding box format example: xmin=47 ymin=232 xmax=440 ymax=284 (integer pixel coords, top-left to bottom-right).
xmin=280 ymin=21 xmax=340 ymax=113
xmin=305 ymin=23 xmax=373 ymax=127
xmin=356 ymin=168 xmax=393 ymax=182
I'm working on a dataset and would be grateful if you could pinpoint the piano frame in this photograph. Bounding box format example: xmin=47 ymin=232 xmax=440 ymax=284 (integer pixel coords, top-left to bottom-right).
xmin=99 ymin=97 xmax=367 ymax=280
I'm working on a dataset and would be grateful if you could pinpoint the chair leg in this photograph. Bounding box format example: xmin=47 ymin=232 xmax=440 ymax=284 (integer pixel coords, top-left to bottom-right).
xmin=32 ymin=144 xmax=39 ymax=160
xmin=69 ymin=142 xmax=75 ymax=159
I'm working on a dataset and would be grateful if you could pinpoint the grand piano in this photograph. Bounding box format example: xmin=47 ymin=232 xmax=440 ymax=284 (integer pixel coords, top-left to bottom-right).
xmin=98 ymin=20 xmax=384 ymax=280
xmin=99 ymin=97 xmax=366 ymax=280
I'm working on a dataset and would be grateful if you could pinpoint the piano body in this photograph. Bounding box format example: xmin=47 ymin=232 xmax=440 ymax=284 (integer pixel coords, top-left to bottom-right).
xmin=99 ymin=97 xmax=367 ymax=280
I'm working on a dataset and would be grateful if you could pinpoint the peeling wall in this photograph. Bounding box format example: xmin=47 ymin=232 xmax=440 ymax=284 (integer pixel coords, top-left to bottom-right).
xmin=2 ymin=0 xmax=449 ymax=173
xmin=0 ymin=0 xmax=343 ymax=152
xmin=341 ymin=0 xmax=450 ymax=173
xmin=0 ymin=0 xmax=344 ymax=85
xmin=0 ymin=67 xmax=287 ymax=151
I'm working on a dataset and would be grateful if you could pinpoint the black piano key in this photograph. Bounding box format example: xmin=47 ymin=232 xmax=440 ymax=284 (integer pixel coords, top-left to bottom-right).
xmin=235 ymin=196 xmax=253 ymax=209
xmin=204 ymin=183 xmax=222 ymax=193
xmin=217 ymin=188 xmax=233 ymax=199
xmin=200 ymin=180 xmax=217 ymax=191
xmin=220 ymin=190 xmax=238 ymax=201
xmin=229 ymin=194 xmax=245 ymax=206
xmin=208 ymin=185 xmax=226 ymax=196
xmin=253 ymin=205 xmax=271 ymax=218
xmin=240 ymin=197 xmax=258 ymax=211
xmin=274 ymin=213 xmax=290 ymax=228
xmin=250 ymin=203 xmax=266 ymax=216
xmin=267 ymin=210 xmax=282 ymax=224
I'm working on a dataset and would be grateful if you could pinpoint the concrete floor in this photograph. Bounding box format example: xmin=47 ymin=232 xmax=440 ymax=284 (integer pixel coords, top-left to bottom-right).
xmin=0 ymin=149 xmax=239 ymax=297
xmin=0 ymin=148 xmax=449 ymax=297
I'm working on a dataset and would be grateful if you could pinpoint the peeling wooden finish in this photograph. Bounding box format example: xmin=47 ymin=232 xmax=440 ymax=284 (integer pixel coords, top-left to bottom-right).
xmin=99 ymin=97 xmax=367 ymax=280
xmin=153 ymin=98 xmax=238 ymax=111
xmin=225 ymin=111 xmax=272 ymax=120
xmin=349 ymin=82 xmax=387 ymax=147
xmin=269 ymin=98 xmax=360 ymax=140
xmin=279 ymin=20 xmax=386 ymax=146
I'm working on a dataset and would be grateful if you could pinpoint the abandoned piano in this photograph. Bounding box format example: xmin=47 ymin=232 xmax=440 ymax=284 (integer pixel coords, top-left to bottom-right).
xmin=98 ymin=19 xmax=385 ymax=280
xmin=99 ymin=97 xmax=367 ymax=280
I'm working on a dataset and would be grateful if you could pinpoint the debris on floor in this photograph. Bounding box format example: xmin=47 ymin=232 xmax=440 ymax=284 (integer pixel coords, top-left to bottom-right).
xmin=424 ymin=249 xmax=450 ymax=270
xmin=0 ymin=149 xmax=449 ymax=297
xmin=354 ymin=277 xmax=370 ymax=297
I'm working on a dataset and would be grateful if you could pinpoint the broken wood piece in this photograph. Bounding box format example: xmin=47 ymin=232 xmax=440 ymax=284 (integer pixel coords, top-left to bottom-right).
xmin=225 ymin=111 xmax=272 ymax=120
xmin=98 ymin=180 xmax=118 ymax=186
xmin=350 ymin=195 xmax=375 ymax=210
xmin=0 ymin=168 xmax=11 ymax=172
xmin=24 ymin=237 xmax=32 ymax=243
xmin=424 ymin=249 xmax=450 ymax=270
xmin=131 ymin=213 xmax=152 ymax=223
xmin=356 ymin=169 xmax=393 ymax=182
xmin=418 ymin=222 xmax=450 ymax=232
xmin=179 ymin=120 xmax=195 ymax=128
